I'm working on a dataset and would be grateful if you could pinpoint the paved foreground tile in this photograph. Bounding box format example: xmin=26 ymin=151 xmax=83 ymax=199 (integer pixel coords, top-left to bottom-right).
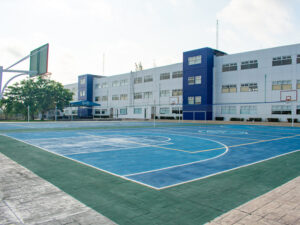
xmin=206 ymin=176 xmax=300 ymax=225
xmin=0 ymin=153 xmax=116 ymax=225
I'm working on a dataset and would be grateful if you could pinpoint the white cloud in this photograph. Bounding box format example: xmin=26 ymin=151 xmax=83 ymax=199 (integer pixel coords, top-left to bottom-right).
xmin=217 ymin=0 xmax=294 ymax=50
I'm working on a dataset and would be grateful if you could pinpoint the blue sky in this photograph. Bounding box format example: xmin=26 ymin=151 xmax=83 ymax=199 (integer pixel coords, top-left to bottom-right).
xmin=0 ymin=0 xmax=299 ymax=85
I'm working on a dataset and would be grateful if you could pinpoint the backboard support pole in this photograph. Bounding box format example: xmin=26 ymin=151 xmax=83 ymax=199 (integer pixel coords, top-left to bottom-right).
xmin=0 ymin=66 xmax=3 ymax=98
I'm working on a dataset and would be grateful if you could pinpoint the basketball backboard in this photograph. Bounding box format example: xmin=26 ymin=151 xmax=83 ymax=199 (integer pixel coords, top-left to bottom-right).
xmin=280 ymin=90 xmax=297 ymax=102
xmin=29 ymin=43 xmax=49 ymax=77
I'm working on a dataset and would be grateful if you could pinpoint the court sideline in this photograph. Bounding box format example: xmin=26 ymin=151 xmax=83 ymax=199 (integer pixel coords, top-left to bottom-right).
xmin=1 ymin=152 xmax=299 ymax=224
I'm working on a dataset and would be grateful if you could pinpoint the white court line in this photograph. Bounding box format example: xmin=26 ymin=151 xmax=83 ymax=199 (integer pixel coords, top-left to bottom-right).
xmin=78 ymin=132 xmax=172 ymax=144
xmin=28 ymin=134 xmax=173 ymax=155
xmin=161 ymin=127 xmax=283 ymax=140
xmin=3 ymin=132 xmax=299 ymax=190
xmin=157 ymin=149 xmax=300 ymax=190
xmin=1 ymin=134 xmax=159 ymax=190
xmin=124 ymin=142 xmax=228 ymax=177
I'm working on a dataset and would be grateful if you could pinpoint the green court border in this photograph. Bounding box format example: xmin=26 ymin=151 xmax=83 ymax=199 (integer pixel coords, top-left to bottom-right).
xmin=1 ymin=134 xmax=299 ymax=225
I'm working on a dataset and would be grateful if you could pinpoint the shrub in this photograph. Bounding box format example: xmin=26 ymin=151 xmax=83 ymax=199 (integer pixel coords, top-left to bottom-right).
xmin=267 ymin=118 xmax=279 ymax=122
xmin=287 ymin=118 xmax=298 ymax=123
xmin=230 ymin=117 xmax=244 ymax=121
xmin=215 ymin=117 xmax=224 ymax=121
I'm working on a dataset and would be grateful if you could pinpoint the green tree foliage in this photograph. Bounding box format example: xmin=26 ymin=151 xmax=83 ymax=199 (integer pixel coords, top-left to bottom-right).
xmin=0 ymin=77 xmax=73 ymax=120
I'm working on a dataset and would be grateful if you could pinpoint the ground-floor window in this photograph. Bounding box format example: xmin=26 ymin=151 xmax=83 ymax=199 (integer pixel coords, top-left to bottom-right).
xmin=134 ymin=108 xmax=142 ymax=114
xmin=240 ymin=105 xmax=257 ymax=114
xmin=221 ymin=106 xmax=236 ymax=114
xmin=271 ymin=105 xmax=291 ymax=114
xmin=120 ymin=108 xmax=127 ymax=115
xmin=297 ymin=105 xmax=300 ymax=114
xmin=160 ymin=108 xmax=170 ymax=114
xmin=172 ymin=107 xmax=182 ymax=114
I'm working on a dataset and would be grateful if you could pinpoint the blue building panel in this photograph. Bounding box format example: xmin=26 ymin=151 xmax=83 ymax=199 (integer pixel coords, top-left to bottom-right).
xmin=182 ymin=48 xmax=216 ymax=120
xmin=77 ymin=74 xmax=96 ymax=118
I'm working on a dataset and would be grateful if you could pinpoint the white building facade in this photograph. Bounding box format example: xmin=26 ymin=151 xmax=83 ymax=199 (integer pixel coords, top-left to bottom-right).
xmin=65 ymin=43 xmax=300 ymax=122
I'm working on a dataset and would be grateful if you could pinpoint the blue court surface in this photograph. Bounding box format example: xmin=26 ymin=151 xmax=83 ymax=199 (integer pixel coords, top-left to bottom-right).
xmin=1 ymin=121 xmax=300 ymax=189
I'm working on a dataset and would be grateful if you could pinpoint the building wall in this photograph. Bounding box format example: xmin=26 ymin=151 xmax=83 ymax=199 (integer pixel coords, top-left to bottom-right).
xmin=92 ymin=63 xmax=183 ymax=119
xmin=64 ymin=43 xmax=300 ymax=121
xmin=213 ymin=44 xmax=300 ymax=121
xmin=182 ymin=48 xmax=221 ymax=120
xmin=64 ymin=83 xmax=78 ymax=101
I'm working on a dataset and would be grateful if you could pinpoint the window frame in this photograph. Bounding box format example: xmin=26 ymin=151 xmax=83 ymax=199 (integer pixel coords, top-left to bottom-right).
xmin=160 ymin=73 xmax=171 ymax=80
xmin=172 ymin=71 xmax=183 ymax=79
xmin=188 ymin=96 xmax=194 ymax=105
xmin=188 ymin=55 xmax=202 ymax=65
xmin=188 ymin=76 xmax=195 ymax=85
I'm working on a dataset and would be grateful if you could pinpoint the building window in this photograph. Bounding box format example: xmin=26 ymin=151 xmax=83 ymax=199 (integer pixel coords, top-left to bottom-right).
xmin=240 ymin=105 xmax=257 ymax=114
xmin=134 ymin=92 xmax=143 ymax=99
xmin=134 ymin=77 xmax=143 ymax=84
xmin=297 ymin=105 xmax=300 ymax=115
xmin=172 ymin=89 xmax=182 ymax=96
xmin=95 ymin=84 xmax=100 ymax=89
xmin=80 ymin=78 xmax=85 ymax=85
xmin=144 ymin=92 xmax=153 ymax=99
xmin=144 ymin=75 xmax=153 ymax=83
xmin=188 ymin=77 xmax=195 ymax=85
xmin=120 ymin=79 xmax=128 ymax=86
xmin=101 ymin=82 xmax=108 ymax=88
xmin=160 ymin=108 xmax=170 ymax=114
xmin=160 ymin=90 xmax=170 ymax=97
xmin=195 ymin=76 xmax=202 ymax=84
xmin=188 ymin=96 xmax=194 ymax=105
xmin=172 ymin=107 xmax=182 ymax=114
xmin=112 ymin=95 xmax=119 ymax=101
xmin=160 ymin=73 xmax=170 ymax=80
xmin=297 ymin=55 xmax=300 ymax=64
xmin=101 ymin=96 xmax=108 ymax=101
xmin=134 ymin=108 xmax=142 ymax=114
xmin=172 ymin=71 xmax=183 ymax=78
xmin=241 ymin=60 xmax=258 ymax=70
xmin=120 ymin=94 xmax=128 ymax=100
xmin=222 ymin=63 xmax=237 ymax=72
xmin=188 ymin=55 xmax=202 ymax=65
xmin=272 ymin=80 xmax=292 ymax=90
xmin=79 ymin=90 xmax=85 ymax=97
xmin=272 ymin=105 xmax=291 ymax=114
xmin=112 ymin=80 xmax=120 ymax=87
xmin=95 ymin=109 xmax=100 ymax=114
xmin=297 ymin=80 xmax=300 ymax=89
xmin=240 ymin=83 xmax=258 ymax=92
xmin=195 ymin=96 xmax=201 ymax=104
xmin=221 ymin=106 xmax=236 ymax=114
xmin=222 ymin=84 xmax=237 ymax=93
xmin=120 ymin=108 xmax=127 ymax=115
xmin=95 ymin=96 xmax=100 ymax=101
xmin=272 ymin=56 xmax=292 ymax=66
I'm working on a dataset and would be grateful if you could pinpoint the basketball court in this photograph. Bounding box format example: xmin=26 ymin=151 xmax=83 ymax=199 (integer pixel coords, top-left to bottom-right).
xmin=0 ymin=121 xmax=300 ymax=224
xmin=1 ymin=121 xmax=300 ymax=190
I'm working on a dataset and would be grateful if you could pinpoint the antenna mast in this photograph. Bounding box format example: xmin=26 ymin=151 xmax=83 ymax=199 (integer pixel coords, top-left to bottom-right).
xmin=102 ymin=53 xmax=105 ymax=76
xmin=216 ymin=20 xmax=219 ymax=50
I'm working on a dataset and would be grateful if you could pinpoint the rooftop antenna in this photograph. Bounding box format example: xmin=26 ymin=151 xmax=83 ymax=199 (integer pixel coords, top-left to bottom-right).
xmin=102 ymin=53 xmax=105 ymax=76
xmin=153 ymin=59 xmax=157 ymax=68
xmin=216 ymin=19 xmax=219 ymax=50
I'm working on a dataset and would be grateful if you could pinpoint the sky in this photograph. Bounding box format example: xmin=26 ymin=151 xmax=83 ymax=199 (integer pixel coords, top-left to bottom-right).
xmin=0 ymin=0 xmax=299 ymax=86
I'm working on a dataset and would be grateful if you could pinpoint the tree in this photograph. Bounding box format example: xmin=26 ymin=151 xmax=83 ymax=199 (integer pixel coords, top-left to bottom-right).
xmin=0 ymin=76 xmax=73 ymax=120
